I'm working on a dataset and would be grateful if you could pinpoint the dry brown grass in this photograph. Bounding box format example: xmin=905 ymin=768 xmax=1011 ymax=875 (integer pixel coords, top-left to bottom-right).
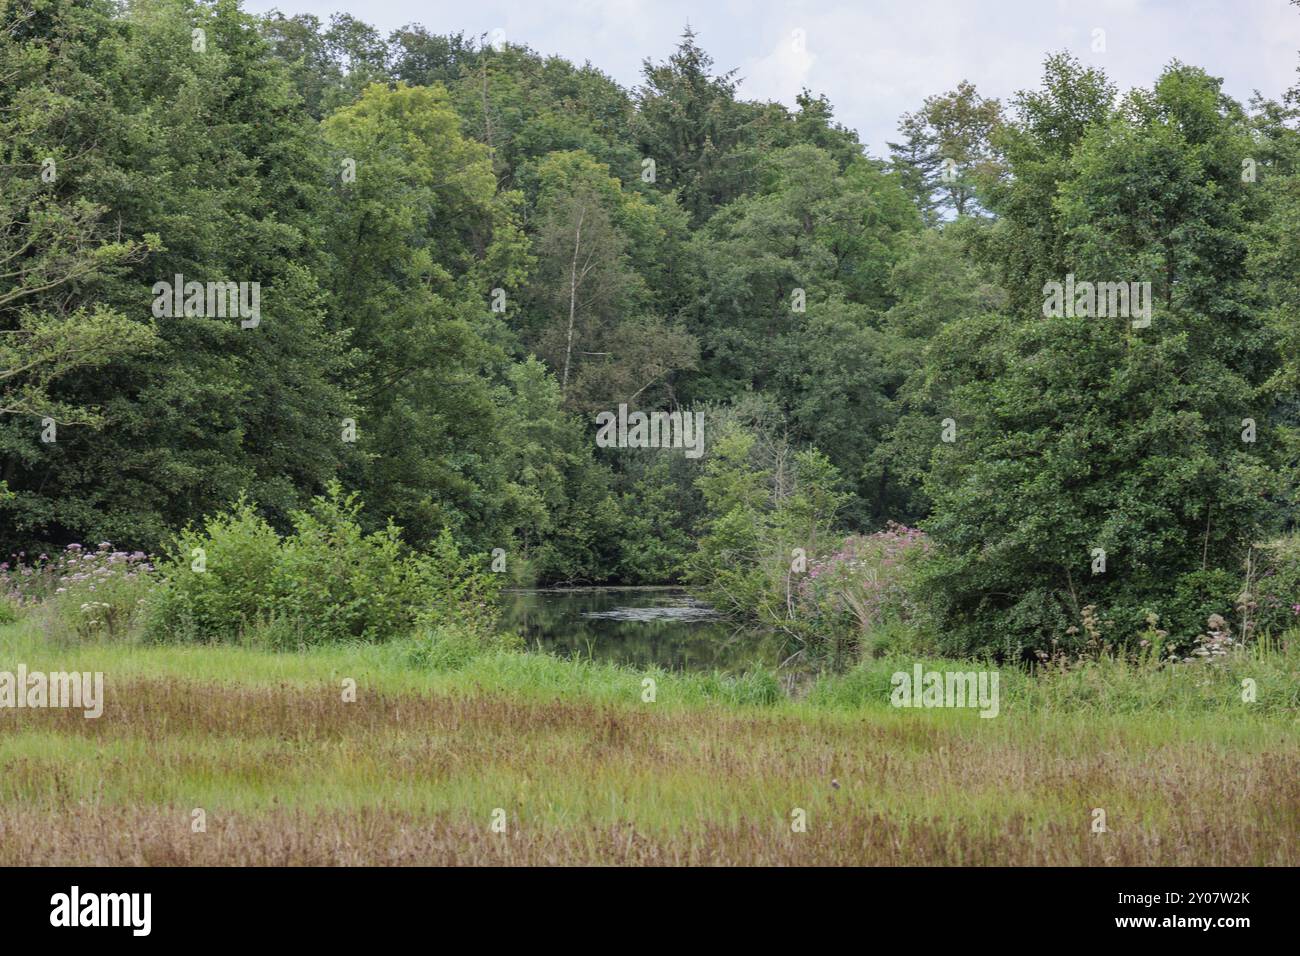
xmin=1 ymin=804 xmax=1294 ymax=866
xmin=1 ymin=676 xmax=1295 ymax=865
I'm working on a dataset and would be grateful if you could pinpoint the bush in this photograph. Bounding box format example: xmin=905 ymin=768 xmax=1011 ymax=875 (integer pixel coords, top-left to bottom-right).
xmin=19 ymin=544 xmax=156 ymax=644
xmin=1252 ymin=536 xmax=1300 ymax=636
xmin=272 ymin=489 xmax=433 ymax=643
xmin=416 ymin=528 xmax=503 ymax=635
xmin=1164 ymin=569 xmax=1240 ymax=648
xmin=146 ymin=484 xmax=500 ymax=644
xmin=795 ymin=524 xmax=933 ymax=664
xmin=145 ymin=498 xmax=282 ymax=642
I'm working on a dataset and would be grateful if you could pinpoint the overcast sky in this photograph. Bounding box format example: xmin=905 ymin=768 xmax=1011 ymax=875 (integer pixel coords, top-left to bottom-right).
xmin=242 ymin=0 xmax=1300 ymax=156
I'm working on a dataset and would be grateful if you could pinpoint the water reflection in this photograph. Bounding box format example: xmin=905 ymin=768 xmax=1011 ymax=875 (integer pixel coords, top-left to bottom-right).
xmin=498 ymin=587 xmax=787 ymax=673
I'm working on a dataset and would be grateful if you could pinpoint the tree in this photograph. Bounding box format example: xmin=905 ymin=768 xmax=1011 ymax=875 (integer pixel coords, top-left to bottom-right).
xmin=913 ymin=58 xmax=1277 ymax=655
xmin=2 ymin=0 xmax=353 ymax=554
xmin=523 ymin=150 xmax=696 ymax=413
xmin=322 ymin=81 xmax=528 ymax=549
xmin=633 ymin=26 xmax=749 ymax=224
xmin=889 ymin=80 xmax=1003 ymax=223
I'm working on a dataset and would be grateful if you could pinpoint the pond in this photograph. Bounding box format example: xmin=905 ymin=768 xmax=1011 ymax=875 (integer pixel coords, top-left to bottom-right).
xmin=497 ymin=587 xmax=788 ymax=673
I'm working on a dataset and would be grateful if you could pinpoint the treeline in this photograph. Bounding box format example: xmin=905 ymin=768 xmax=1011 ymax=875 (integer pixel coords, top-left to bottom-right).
xmin=4 ymin=0 xmax=1300 ymax=655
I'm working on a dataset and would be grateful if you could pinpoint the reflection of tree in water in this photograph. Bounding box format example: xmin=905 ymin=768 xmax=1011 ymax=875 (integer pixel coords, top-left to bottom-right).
xmin=499 ymin=588 xmax=787 ymax=673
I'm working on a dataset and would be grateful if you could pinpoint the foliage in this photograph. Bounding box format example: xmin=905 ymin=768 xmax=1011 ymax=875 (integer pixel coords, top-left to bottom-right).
xmin=795 ymin=524 xmax=934 ymax=664
xmin=889 ymin=80 xmax=1004 ymax=222
xmin=145 ymin=485 xmax=499 ymax=644
xmin=2 ymin=4 xmax=1300 ymax=664
xmin=686 ymin=419 xmax=850 ymax=661
xmin=903 ymin=57 xmax=1279 ymax=657
xmin=1252 ymin=536 xmax=1300 ymax=636
xmin=0 ymin=543 xmax=155 ymax=644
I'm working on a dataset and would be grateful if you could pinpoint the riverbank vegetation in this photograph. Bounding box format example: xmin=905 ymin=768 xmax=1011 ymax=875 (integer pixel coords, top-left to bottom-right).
xmin=3 ymin=0 xmax=1298 ymax=869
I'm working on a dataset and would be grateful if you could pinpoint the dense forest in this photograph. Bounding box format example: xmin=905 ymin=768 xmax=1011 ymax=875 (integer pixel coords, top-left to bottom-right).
xmin=5 ymin=0 xmax=1300 ymax=661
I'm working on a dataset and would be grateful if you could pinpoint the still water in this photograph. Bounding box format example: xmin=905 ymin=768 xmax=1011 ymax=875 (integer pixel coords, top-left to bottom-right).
xmin=498 ymin=587 xmax=787 ymax=673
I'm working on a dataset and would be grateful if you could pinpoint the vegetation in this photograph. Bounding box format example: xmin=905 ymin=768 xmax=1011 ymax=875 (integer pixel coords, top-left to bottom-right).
xmin=0 ymin=617 xmax=1294 ymax=865
xmin=5 ymin=1 xmax=1300 ymax=666
xmin=0 ymin=0 xmax=1298 ymax=866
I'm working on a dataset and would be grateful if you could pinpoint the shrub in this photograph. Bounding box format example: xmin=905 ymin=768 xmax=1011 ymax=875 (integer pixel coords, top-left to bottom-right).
xmin=416 ymin=528 xmax=503 ymax=635
xmin=794 ymin=524 xmax=934 ymax=665
xmin=146 ymin=484 xmax=500 ymax=644
xmin=273 ymin=489 xmax=433 ymax=643
xmin=1164 ymin=569 xmax=1240 ymax=649
xmin=145 ymin=498 xmax=282 ymax=642
xmin=20 ymin=544 xmax=155 ymax=644
xmin=1252 ymin=536 xmax=1300 ymax=636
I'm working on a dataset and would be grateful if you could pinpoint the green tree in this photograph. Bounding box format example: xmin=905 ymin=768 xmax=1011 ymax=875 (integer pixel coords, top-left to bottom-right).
xmin=915 ymin=58 xmax=1277 ymax=655
xmin=633 ymin=26 xmax=750 ymax=224
xmin=889 ymin=80 xmax=1003 ymax=223
xmin=2 ymin=0 xmax=348 ymax=552
xmin=523 ymin=150 xmax=696 ymax=412
xmin=321 ymin=81 xmax=528 ymax=549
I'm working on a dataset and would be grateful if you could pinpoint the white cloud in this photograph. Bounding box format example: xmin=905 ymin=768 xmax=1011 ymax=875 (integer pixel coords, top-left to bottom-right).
xmin=741 ymin=29 xmax=818 ymax=106
xmin=245 ymin=0 xmax=1300 ymax=155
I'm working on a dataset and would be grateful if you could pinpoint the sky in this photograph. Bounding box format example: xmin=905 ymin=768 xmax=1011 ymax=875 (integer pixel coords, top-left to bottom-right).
xmin=241 ymin=0 xmax=1300 ymax=156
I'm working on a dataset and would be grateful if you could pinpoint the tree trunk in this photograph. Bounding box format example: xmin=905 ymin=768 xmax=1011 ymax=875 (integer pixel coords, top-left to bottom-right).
xmin=561 ymin=202 xmax=586 ymax=396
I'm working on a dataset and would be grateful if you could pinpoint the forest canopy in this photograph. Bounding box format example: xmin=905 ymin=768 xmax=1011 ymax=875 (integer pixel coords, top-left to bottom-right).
xmin=4 ymin=0 xmax=1300 ymax=658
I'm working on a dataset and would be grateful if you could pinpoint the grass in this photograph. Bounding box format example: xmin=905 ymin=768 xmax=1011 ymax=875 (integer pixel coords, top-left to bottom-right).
xmin=0 ymin=618 xmax=1296 ymax=865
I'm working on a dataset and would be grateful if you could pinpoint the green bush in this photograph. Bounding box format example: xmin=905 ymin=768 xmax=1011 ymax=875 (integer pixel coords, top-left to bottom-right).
xmin=1165 ymin=569 xmax=1240 ymax=646
xmin=146 ymin=484 xmax=500 ymax=644
xmin=145 ymin=498 xmax=281 ymax=642
xmin=273 ymin=490 xmax=430 ymax=643
xmin=1253 ymin=537 xmax=1300 ymax=636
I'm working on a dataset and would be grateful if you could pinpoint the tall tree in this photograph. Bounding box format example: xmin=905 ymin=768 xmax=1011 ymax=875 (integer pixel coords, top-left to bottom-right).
xmin=2 ymin=0 xmax=348 ymax=551
xmin=914 ymin=58 xmax=1276 ymax=654
xmin=322 ymin=81 xmax=529 ymax=548
xmin=523 ymin=150 xmax=696 ymax=413
xmin=633 ymin=26 xmax=748 ymax=224
xmin=889 ymin=80 xmax=1003 ymax=223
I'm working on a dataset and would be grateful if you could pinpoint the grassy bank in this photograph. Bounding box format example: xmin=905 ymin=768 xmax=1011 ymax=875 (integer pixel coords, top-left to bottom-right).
xmin=0 ymin=620 xmax=1296 ymax=865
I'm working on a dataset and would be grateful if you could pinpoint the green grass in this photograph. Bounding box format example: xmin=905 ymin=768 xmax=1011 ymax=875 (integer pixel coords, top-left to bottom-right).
xmin=0 ymin=618 xmax=1296 ymax=864
xmin=3 ymin=617 xmax=1295 ymax=718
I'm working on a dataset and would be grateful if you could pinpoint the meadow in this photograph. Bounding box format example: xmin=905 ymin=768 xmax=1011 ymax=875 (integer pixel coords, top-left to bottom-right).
xmin=1 ymin=618 xmax=1294 ymax=866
